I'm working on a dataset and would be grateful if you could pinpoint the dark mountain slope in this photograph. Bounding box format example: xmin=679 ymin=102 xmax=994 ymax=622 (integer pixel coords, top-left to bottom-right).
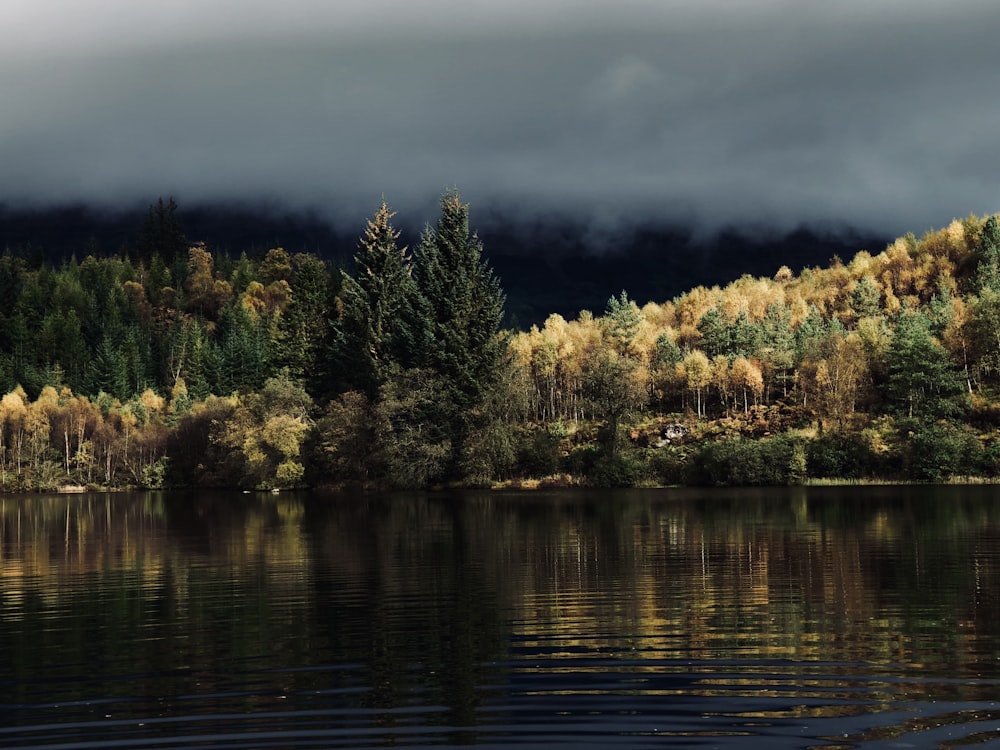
xmin=1 ymin=202 xmax=886 ymax=326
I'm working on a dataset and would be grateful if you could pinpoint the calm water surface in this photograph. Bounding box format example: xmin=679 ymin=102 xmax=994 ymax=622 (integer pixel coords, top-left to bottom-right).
xmin=1 ymin=487 xmax=999 ymax=749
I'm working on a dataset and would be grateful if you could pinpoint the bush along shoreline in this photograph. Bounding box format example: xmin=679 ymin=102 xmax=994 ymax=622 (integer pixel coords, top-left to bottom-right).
xmin=2 ymin=198 xmax=1000 ymax=490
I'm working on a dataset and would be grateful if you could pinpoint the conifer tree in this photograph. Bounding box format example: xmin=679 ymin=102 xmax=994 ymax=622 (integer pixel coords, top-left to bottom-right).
xmin=971 ymin=286 xmax=1000 ymax=384
xmin=759 ymin=303 xmax=794 ymax=399
xmin=406 ymin=191 xmax=507 ymax=476
xmin=89 ymin=336 xmax=129 ymax=400
xmin=697 ymin=307 xmax=732 ymax=359
xmin=137 ymin=197 xmax=187 ymax=264
xmin=218 ymin=302 xmax=271 ymax=392
xmin=731 ymin=308 xmax=762 ymax=359
xmin=885 ymin=310 xmax=967 ymax=422
xmin=274 ymin=253 xmax=331 ymax=385
xmin=794 ymin=306 xmax=828 ymax=363
xmin=331 ymin=202 xmax=417 ymax=399
xmin=654 ymin=332 xmax=683 ymax=369
xmin=851 ymin=276 xmax=882 ymax=319
xmin=409 ymin=192 xmax=506 ymax=408
xmin=602 ymin=291 xmax=642 ymax=357
xmin=973 ymin=215 xmax=1000 ymax=293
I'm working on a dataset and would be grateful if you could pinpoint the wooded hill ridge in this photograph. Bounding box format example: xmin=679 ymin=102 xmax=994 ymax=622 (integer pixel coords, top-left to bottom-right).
xmin=1 ymin=193 xmax=999 ymax=490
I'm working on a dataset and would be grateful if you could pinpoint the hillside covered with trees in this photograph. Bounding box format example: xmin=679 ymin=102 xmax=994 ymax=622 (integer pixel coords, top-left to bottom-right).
xmin=2 ymin=194 xmax=1000 ymax=491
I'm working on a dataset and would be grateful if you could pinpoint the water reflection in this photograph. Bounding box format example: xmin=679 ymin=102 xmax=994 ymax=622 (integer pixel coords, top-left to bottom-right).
xmin=0 ymin=487 xmax=999 ymax=748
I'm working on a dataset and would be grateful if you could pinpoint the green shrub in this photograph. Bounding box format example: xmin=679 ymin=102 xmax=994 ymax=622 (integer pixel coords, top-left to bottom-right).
xmin=587 ymin=450 xmax=651 ymax=487
xmin=807 ymin=432 xmax=878 ymax=479
xmin=516 ymin=426 xmax=562 ymax=478
xmin=686 ymin=434 xmax=806 ymax=486
xmin=563 ymin=444 xmax=600 ymax=478
xmin=648 ymin=445 xmax=690 ymax=486
xmin=906 ymin=422 xmax=982 ymax=481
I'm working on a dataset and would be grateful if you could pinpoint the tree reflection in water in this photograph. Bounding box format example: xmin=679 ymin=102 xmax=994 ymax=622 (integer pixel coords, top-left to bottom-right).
xmin=0 ymin=486 xmax=998 ymax=748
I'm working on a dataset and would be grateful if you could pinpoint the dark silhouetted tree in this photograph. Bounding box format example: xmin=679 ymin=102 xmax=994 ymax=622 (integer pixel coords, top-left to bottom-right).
xmin=330 ymin=202 xmax=418 ymax=399
xmin=138 ymin=197 xmax=187 ymax=264
xmin=408 ymin=192 xmax=507 ymax=476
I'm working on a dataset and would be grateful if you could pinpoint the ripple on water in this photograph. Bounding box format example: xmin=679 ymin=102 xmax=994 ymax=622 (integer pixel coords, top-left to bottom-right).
xmin=3 ymin=489 xmax=1000 ymax=748
xmin=8 ymin=660 xmax=997 ymax=749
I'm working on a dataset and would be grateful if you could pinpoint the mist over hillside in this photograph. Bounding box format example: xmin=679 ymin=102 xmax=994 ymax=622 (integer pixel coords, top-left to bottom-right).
xmin=481 ymin=221 xmax=886 ymax=325
xmin=0 ymin=201 xmax=886 ymax=326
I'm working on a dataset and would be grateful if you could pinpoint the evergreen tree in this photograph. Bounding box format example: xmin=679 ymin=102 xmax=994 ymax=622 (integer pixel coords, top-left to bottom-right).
xmin=40 ymin=309 xmax=88 ymax=389
xmin=218 ymin=302 xmax=271 ymax=393
xmin=927 ymin=284 xmax=954 ymax=337
xmin=145 ymin=253 xmax=172 ymax=307
xmin=851 ymin=276 xmax=882 ymax=319
xmin=7 ymin=311 xmax=43 ymax=396
xmin=166 ymin=317 xmax=214 ymax=399
xmin=227 ymin=252 xmax=257 ymax=298
xmin=971 ymin=286 xmax=1000 ymax=384
xmin=759 ymin=303 xmax=794 ymax=399
xmin=331 ymin=202 xmax=417 ymax=399
xmin=407 ymin=192 xmax=507 ymax=475
xmin=89 ymin=336 xmax=129 ymax=400
xmin=654 ymin=332 xmax=683 ymax=369
xmin=274 ymin=253 xmax=331 ymax=386
xmin=602 ymin=290 xmax=642 ymax=357
xmin=137 ymin=197 xmax=187 ymax=264
xmin=0 ymin=252 xmax=25 ymax=322
xmin=885 ymin=310 xmax=967 ymax=422
xmin=973 ymin=215 xmax=1000 ymax=293
xmin=697 ymin=307 xmax=731 ymax=359
xmin=120 ymin=326 xmax=153 ymax=396
xmin=731 ymin=308 xmax=762 ymax=359
xmin=794 ymin=306 xmax=828 ymax=363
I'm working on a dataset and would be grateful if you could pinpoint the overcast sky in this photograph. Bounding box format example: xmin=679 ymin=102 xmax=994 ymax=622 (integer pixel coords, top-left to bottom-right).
xmin=2 ymin=0 xmax=999 ymax=238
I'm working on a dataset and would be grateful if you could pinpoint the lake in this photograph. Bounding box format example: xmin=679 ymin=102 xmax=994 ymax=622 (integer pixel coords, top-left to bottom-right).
xmin=1 ymin=487 xmax=999 ymax=749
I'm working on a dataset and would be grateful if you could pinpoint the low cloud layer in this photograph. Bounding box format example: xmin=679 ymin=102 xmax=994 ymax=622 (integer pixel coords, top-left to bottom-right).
xmin=3 ymin=0 xmax=999 ymax=238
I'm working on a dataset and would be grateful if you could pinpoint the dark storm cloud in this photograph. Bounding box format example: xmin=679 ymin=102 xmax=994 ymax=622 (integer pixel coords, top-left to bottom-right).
xmin=2 ymin=0 xmax=999 ymax=237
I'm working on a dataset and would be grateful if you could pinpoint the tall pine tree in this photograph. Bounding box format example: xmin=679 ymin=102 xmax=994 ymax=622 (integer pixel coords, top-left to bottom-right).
xmin=406 ymin=192 xmax=507 ymax=476
xmin=331 ymin=202 xmax=417 ymax=399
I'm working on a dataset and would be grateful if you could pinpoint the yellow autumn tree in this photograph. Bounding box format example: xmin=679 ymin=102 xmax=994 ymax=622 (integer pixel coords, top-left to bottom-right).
xmin=0 ymin=388 xmax=28 ymax=487
xmin=184 ymin=244 xmax=233 ymax=321
xmin=681 ymin=350 xmax=711 ymax=418
xmin=730 ymin=356 xmax=764 ymax=413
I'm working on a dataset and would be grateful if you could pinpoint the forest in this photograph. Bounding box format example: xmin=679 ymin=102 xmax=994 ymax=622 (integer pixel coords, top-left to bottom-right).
xmin=2 ymin=192 xmax=1000 ymax=491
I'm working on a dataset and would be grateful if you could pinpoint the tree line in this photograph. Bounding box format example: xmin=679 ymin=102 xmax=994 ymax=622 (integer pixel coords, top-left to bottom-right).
xmin=2 ymin=195 xmax=1000 ymax=490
